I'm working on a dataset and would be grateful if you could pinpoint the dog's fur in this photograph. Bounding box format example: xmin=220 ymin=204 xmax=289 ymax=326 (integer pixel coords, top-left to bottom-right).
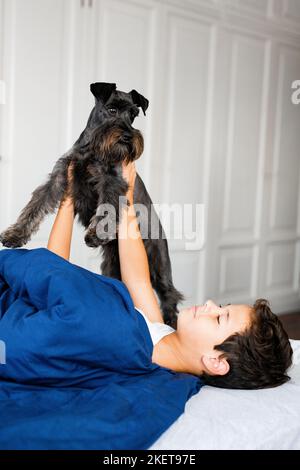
xmin=0 ymin=82 xmax=184 ymax=327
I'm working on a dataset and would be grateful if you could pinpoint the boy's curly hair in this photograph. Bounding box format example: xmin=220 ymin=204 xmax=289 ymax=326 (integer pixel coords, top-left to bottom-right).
xmin=201 ymin=299 xmax=293 ymax=390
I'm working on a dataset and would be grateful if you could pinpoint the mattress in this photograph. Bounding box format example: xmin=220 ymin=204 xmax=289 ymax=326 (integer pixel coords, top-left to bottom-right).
xmin=149 ymin=339 xmax=300 ymax=450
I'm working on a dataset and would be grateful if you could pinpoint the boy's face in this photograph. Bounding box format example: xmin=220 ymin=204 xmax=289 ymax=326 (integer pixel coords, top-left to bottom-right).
xmin=177 ymin=300 xmax=253 ymax=374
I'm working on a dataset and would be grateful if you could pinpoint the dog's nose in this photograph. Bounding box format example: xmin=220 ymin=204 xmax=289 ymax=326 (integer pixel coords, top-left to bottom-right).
xmin=121 ymin=132 xmax=132 ymax=143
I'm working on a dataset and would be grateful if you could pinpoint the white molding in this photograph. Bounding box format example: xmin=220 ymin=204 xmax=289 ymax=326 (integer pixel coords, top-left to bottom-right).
xmin=197 ymin=23 xmax=217 ymax=303
xmin=297 ymin=145 xmax=300 ymax=237
xmin=266 ymin=240 xmax=296 ymax=289
xmin=270 ymin=44 xmax=284 ymax=232
xmin=270 ymin=43 xmax=300 ymax=235
xmin=253 ymin=39 xmax=271 ymax=240
xmin=219 ymin=245 xmax=255 ymax=297
xmin=294 ymin=240 xmax=300 ymax=292
xmin=160 ymin=12 xmax=177 ymax=205
xmin=222 ymin=35 xmax=237 ymax=235
xmin=218 ymin=234 xmax=300 ymax=248
xmin=251 ymin=243 xmax=260 ymax=298
xmin=281 ymin=0 xmax=300 ymax=22
xmin=154 ymin=0 xmax=300 ymax=43
xmin=58 ymin=0 xmax=78 ymax=151
xmin=161 ymin=11 xmax=215 ymax=204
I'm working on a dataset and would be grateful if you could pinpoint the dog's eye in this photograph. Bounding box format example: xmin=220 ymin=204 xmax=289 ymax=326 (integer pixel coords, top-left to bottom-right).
xmin=108 ymin=107 xmax=117 ymax=115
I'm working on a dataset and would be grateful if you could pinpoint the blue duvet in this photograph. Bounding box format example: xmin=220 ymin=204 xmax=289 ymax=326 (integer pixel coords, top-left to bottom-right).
xmin=0 ymin=248 xmax=202 ymax=449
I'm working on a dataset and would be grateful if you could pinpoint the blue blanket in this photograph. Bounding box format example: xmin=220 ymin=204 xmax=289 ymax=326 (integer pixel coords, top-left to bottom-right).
xmin=0 ymin=248 xmax=202 ymax=449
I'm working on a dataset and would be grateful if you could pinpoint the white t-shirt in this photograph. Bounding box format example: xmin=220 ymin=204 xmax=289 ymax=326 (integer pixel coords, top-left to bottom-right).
xmin=135 ymin=307 xmax=175 ymax=346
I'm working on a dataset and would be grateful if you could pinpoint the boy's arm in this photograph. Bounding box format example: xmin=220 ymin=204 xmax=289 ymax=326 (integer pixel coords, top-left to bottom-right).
xmin=46 ymin=163 xmax=74 ymax=261
xmin=46 ymin=197 xmax=74 ymax=261
xmin=118 ymin=162 xmax=164 ymax=324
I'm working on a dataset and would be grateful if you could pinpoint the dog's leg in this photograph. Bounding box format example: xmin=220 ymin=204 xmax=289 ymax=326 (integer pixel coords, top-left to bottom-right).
xmin=100 ymin=240 xmax=121 ymax=279
xmin=133 ymin=174 xmax=184 ymax=328
xmin=144 ymin=236 xmax=184 ymax=329
xmin=0 ymin=157 xmax=71 ymax=248
xmin=84 ymin=170 xmax=128 ymax=248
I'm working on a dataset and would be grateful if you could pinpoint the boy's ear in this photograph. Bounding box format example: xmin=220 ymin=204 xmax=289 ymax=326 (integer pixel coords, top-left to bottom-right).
xmin=201 ymin=355 xmax=230 ymax=376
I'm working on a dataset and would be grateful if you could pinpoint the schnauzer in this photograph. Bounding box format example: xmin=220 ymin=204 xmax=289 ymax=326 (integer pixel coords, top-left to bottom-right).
xmin=0 ymin=82 xmax=184 ymax=327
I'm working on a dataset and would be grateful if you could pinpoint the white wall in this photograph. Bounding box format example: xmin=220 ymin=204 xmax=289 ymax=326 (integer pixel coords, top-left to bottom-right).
xmin=0 ymin=0 xmax=4 ymax=171
xmin=0 ymin=0 xmax=300 ymax=314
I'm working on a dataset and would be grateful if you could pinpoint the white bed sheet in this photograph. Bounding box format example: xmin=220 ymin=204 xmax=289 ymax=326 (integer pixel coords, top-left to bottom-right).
xmin=150 ymin=340 xmax=300 ymax=450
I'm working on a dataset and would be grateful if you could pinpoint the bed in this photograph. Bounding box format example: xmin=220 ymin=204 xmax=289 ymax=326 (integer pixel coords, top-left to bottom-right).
xmin=149 ymin=339 xmax=300 ymax=450
xmin=1 ymin=247 xmax=299 ymax=450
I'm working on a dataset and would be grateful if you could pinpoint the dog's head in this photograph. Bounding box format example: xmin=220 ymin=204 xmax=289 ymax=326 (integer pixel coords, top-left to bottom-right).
xmin=76 ymin=82 xmax=148 ymax=163
xmin=89 ymin=82 xmax=149 ymax=124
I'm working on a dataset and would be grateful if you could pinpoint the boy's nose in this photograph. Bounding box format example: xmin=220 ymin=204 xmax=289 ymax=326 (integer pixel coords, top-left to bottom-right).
xmin=205 ymin=299 xmax=218 ymax=310
xmin=205 ymin=300 xmax=224 ymax=315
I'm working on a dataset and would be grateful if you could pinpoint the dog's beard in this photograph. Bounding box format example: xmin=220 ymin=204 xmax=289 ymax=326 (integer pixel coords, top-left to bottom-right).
xmin=131 ymin=131 xmax=144 ymax=160
xmin=91 ymin=126 xmax=144 ymax=164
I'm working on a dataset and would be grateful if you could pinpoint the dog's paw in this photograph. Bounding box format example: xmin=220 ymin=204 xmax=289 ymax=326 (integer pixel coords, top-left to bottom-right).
xmin=84 ymin=228 xmax=115 ymax=248
xmin=85 ymin=214 xmax=117 ymax=248
xmin=84 ymin=228 xmax=101 ymax=248
xmin=0 ymin=227 xmax=28 ymax=248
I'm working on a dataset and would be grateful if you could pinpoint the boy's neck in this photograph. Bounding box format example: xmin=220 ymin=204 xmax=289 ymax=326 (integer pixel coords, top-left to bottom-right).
xmin=152 ymin=332 xmax=202 ymax=376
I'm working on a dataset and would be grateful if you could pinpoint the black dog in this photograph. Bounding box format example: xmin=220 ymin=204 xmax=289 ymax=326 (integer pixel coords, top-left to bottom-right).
xmin=0 ymin=82 xmax=184 ymax=327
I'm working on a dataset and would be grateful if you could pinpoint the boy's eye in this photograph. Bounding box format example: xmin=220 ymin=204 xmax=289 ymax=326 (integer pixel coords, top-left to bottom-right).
xmin=217 ymin=315 xmax=220 ymax=324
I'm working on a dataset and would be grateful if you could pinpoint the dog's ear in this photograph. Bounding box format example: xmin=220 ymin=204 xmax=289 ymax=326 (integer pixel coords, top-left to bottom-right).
xmin=130 ymin=90 xmax=149 ymax=116
xmin=90 ymin=82 xmax=117 ymax=104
